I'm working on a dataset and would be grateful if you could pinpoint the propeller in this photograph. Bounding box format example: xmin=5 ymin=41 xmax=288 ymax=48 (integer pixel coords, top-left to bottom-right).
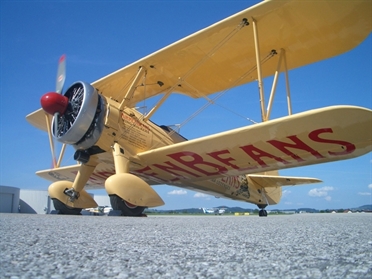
xmin=56 ymin=55 xmax=66 ymax=94
xmin=40 ymin=55 xmax=69 ymax=137
xmin=40 ymin=55 xmax=101 ymax=152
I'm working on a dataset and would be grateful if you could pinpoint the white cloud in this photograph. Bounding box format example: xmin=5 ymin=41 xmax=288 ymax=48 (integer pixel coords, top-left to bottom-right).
xmin=358 ymin=192 xmax=371 ymax=196
xmin=308 ymin=186 xmax=334 ymax=198
xmin=368 ymin=184 xmax=372 ymax=189
xmin=194 ymin=193 xmax=211 ymax=199
xmin=282 ymin=190 xmax=291 ymax=197
xmin=168 ymin=189 xmax=187 ymax=195
xmin=325 ymin=196 xmax=332 ymax=201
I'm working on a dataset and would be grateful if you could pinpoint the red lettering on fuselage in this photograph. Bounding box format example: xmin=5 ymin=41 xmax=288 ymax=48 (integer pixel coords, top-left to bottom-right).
xmin=220 ymin=176 xmax=241 ymax=189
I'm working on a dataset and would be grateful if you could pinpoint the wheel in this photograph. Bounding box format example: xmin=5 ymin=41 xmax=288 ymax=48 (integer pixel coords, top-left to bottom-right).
xmin=109 ymin=195 xmax=146 ymax=216
xmin=52 ymin=198 xmax=82 ymax=215
xmin=259 ymin=209 xmax=268 ymax=217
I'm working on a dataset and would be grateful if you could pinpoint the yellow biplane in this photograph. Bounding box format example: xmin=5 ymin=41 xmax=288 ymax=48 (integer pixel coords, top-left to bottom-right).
xmin=26 ymin=0 xmax=371 ymax=217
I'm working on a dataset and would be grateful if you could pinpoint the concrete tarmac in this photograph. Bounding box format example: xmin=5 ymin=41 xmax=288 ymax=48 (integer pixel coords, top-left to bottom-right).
xmin=1 ymin=213 xmax=371 ymax=279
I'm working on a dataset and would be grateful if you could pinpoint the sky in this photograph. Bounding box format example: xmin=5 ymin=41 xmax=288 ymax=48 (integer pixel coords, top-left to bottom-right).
xmin=1 ymin=0 xmax=371 ymax=211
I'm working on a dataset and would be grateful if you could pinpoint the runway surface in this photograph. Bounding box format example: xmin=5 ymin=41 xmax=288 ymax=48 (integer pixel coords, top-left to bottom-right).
xmin=1 ymin=213 xmax=371 ymax=279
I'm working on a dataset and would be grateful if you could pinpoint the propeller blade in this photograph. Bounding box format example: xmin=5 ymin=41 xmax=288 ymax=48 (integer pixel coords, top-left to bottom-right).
xmin=56 ymin=55 xmax=66 ymax=94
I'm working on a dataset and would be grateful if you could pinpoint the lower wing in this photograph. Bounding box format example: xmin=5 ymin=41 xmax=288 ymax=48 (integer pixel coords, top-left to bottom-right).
xmin=137 ymin=106 xmax=372 ymax=183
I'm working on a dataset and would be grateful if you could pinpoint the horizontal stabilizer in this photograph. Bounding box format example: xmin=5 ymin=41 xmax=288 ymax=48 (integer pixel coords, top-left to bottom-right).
xmin=248 ymin=174 xmax=321 ymax=188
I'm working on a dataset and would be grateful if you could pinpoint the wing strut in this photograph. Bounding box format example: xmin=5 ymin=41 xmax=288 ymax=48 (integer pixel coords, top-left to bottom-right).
xmin=267 ymin=49 xmax=293 ymax=118
xmin=283 ymin=50 xmax=293 ymax=116
xmin=266 ymin=49 xmax=282 ymax=120
xmin=251 ymin=17 xmax=267 ymax=122
xmin=44 ymin=111 xmax=67 ymax=168
xmin=45 ymin=113 xmax=57 ymax=168
xmin=144 ymin=88 xmax=173 ymax=121
xmin=120 ymin=66 xmax=146 ymax=110
xmin=251 ymin=20 xmax=293 ymax=122
xmin=56 ymin=144 xmax=67 ymax=168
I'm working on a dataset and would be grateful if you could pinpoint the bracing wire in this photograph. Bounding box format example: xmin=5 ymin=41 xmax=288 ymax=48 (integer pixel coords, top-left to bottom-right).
xmin=178 ymin=50 xmax=276 ymax=129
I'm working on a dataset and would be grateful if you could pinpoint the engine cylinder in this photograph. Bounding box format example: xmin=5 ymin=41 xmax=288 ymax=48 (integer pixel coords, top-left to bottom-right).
xmin=52 ymin=81 xmax=105 ymax=150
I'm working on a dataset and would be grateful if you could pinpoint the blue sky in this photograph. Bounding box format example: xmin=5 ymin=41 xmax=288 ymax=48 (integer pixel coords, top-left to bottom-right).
xmin=1 ymin=0 xmax=371 ymax=211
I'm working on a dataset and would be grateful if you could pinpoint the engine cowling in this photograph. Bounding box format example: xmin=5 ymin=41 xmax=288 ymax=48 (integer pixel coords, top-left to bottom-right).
xmin=51 ymin=81 xmax=105 ymax=150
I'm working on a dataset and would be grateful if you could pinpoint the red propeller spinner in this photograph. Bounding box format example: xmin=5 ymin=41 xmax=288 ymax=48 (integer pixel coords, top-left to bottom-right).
xmin=40 ymin=92 xmax=69 ymax=115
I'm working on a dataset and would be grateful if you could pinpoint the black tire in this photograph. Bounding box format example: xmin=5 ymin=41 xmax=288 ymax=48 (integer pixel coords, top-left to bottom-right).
xmin=52 ymin=198 xmax=82 ymax=215
xmin=109 ymin=195 xmax=146 ymax=216
xmin=259 ymin=209 xmax=268 ymax=217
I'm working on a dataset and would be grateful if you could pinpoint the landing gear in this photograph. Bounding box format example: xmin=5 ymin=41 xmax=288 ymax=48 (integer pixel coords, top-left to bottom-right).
xmin=109 ymin=195 xmax=146 ymax=216
xmin=64 ymin=187 xmax=80 ymax=202
xmin=105 ymin=143 xmax=164 ymax=216
xmin=257 ymin=204 xmax=268 ymax=217
xmin=52 ymin=198 xmax=82 ymax=215
xmin=258 ymin=209 xmax=268 ymax=217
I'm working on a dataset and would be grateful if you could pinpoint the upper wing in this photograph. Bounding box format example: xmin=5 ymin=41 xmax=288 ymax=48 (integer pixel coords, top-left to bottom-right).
xmin=26 ymin=1 xmax=371 ymax=129
xmin=92 ymin=0 xmax=371 ymax=106
xmin=136 ymin=106 xmax=372 ymax=182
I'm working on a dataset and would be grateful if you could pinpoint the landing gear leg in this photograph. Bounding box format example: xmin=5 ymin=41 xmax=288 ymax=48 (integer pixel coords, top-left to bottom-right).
xmin=65 ymin=156 xmax=98 ymax=202
xmin=48 ymin=156 xmax=99 ymax=214
xmin=105 ymin=143 xmax=164 ymax=216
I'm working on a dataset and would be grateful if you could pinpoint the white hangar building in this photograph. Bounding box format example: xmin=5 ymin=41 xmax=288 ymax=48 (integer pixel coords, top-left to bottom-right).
xmin=0 ymin=185 xmax=110 ymax=214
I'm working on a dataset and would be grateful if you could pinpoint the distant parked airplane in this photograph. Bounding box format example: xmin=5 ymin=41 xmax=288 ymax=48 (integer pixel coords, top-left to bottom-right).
xmin=202 ymin=208 xmax=226 ymax=215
